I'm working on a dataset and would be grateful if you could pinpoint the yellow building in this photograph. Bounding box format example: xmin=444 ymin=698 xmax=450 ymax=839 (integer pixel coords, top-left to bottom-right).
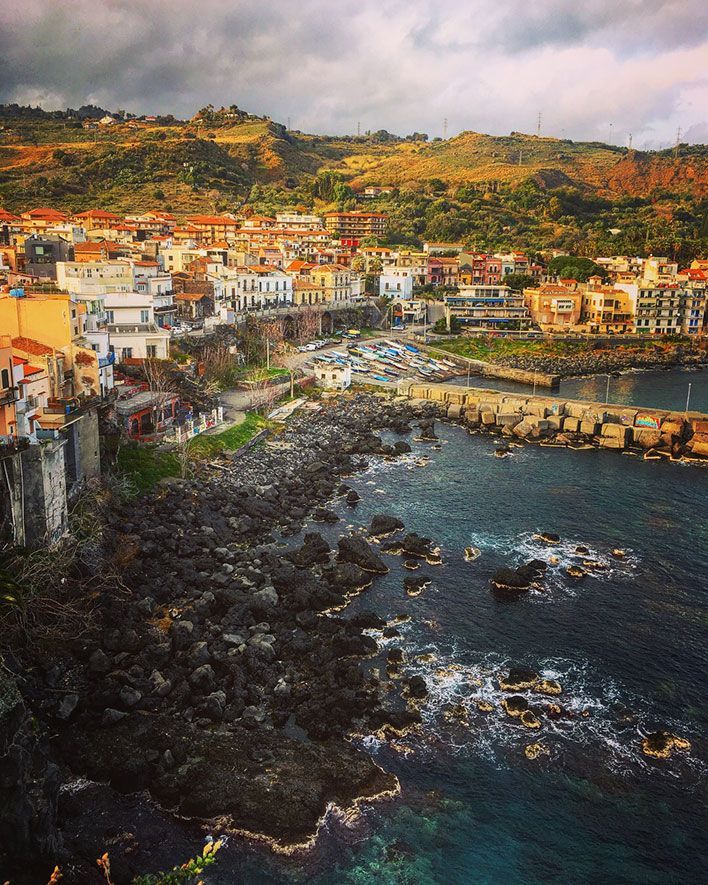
xmin=581 ymin=283 xmax=635 ymax=334
xmin=0 ymin=291 xmax=101 ymax=401
xmin=289 ymin=263 xmax=352 ymax=305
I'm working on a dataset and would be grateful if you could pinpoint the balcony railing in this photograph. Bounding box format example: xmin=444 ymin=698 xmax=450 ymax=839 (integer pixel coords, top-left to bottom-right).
xmin=0 ymin=386 xmax=19 ymax=406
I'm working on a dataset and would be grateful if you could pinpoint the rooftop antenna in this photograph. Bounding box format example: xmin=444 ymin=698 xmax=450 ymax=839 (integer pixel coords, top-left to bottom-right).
xmin=536 ymin=111 xmax=542 ymax=137
xmin=443 ymin=117 xmax=448 ymax=139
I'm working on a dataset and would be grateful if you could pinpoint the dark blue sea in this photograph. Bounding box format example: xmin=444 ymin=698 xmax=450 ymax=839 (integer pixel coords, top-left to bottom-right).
xmin=452 ymin=365 xmax=708 ymax=413
xmin=202 ymin=369 xmax=708 ymax=884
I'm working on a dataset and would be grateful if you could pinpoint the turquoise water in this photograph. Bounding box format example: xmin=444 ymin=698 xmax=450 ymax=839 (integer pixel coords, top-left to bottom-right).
xmin=450 ymin=366 xmax=708 ymax=413
xmin=210 ymin=420 xmax=708 ymax=884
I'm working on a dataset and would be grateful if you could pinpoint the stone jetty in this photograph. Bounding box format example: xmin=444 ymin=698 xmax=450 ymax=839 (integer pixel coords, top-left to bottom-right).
xmin=398 ymin=381 xmax=708 ymax=461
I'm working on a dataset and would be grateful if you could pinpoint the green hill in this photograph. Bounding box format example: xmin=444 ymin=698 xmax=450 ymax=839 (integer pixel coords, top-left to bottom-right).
xmin=0 ymin=104 xmax=706 ymax=260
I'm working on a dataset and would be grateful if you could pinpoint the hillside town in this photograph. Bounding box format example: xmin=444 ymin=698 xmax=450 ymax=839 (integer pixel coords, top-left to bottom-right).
xmin=1 ymin=202 xmax=705 ymax=550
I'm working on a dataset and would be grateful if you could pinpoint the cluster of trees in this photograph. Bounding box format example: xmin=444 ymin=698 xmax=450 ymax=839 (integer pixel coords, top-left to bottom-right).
xmin=546 ymin=255 xmax=607 ymax=281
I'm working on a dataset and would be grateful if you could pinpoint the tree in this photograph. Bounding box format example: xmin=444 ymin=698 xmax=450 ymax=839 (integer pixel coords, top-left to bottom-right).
xmin=547 ymin=255 xmax=607 ymax=282
xmin=503 ymin=273 xmax=537 ymax=291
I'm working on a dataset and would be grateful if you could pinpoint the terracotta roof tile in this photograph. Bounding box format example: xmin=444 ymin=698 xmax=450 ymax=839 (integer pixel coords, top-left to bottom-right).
xmin=11 ymin=336 xmax=54 ymax=356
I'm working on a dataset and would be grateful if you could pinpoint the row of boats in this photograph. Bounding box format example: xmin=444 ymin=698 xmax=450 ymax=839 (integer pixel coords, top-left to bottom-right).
xmin=313 ymin=339 xmax=459 ymax=383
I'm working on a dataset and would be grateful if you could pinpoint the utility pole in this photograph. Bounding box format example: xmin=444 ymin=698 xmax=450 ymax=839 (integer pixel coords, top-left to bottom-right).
xmin=287 ymin=116 xmax=291 ymax=131
xmin=628 ymin=133 xmax=633 ymax=150
xmin=605 ymin=374 xmax=611 ymax=404
xmin=685 ymin=382 xmax=692 ymax=416
xmin=443 ymin=118 xmax=448 ymax=139
xmin=536 ymin=112 xmax=542 ymax=137
xmin=675 ymin=127 xmax=681 ymax=159
xmin=266 ymin=338 xmax=270 ymax=370
xmin=357 ymin=121 xmax=361 ymax=137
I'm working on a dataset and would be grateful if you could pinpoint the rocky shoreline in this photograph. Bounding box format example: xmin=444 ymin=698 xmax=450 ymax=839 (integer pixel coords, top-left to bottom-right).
xmin=3 ymin=394 xmax=441 ymax=883
xmin=490 ymin=342 xmax=706 ymax=379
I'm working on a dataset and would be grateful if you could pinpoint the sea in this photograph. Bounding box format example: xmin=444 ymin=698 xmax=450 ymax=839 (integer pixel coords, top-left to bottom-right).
xmin=452 ymin=365 xmax=707 ymax=413
xmin=59 ymin=369 xmax=705 ymax=884
xmin=197 ymin=367 xmax=708 ymax=884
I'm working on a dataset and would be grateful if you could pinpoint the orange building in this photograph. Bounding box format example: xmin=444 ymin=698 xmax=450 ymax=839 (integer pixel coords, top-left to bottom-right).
xmin=524 ymin=283 xmax=583 ymax=329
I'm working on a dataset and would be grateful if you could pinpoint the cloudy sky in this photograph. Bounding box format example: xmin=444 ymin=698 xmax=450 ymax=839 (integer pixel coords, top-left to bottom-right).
xmin=1 ymin=0 xmax=706 ymax=147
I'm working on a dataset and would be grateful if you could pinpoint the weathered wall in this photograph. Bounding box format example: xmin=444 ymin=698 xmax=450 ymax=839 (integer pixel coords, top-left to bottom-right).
xmin=75 ymin=408 xmax=101 ymax=481
xmin=21 ymin=439 xmax=69 ymax=547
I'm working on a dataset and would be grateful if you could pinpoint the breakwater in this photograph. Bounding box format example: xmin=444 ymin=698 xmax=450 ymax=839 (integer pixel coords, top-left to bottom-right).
xmin=426 ymin=346 xmax=560 ymax=388
xmin=398 ymin=380 xmax=708 ymax=460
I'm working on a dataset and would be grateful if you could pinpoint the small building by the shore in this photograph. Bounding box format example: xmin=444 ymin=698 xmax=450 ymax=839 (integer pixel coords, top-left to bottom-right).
xmin=313 ymin=359 xmax=351 ymax=391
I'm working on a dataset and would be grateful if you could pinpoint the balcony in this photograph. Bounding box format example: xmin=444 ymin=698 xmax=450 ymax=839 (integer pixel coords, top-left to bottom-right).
xmin=0 ymin=385 xmax=19 ymax=406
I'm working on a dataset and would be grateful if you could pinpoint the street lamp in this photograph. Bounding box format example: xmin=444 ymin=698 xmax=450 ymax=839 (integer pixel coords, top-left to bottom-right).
xmin=605 ymin=374 xmax=611 ymax=404
xmin=685 ymin=381 xmax=692 ymax=416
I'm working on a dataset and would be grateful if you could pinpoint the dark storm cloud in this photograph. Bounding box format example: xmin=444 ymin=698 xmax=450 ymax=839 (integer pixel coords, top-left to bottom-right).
xmin=0 ymin=0 xmax=705 ymax=145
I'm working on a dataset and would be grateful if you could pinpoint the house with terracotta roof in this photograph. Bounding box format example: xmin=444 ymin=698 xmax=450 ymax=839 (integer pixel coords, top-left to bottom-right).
xmin=184 ymin=214 xmax=241 ymax=242
xmin=175 ymin=290 xmax=214 ymax=320
xmin=73 ymin=239 xmax=124 ymax=262
xmin=72 ymin=209 xmax=121 ymax=229
xmin=524 ymin=283 xmax=582 ymax=329
xmin=8 ymin=350 xmax=50 ymax=441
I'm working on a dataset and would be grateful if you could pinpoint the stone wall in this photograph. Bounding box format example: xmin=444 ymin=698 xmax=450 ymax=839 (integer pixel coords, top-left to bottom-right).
xmin=398 ymin=381 xmax=708 ymax=459
xmin=20 ymin=439 xmax=69 ymax=547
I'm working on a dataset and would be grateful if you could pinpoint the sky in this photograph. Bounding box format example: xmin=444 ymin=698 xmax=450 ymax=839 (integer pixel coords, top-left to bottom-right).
xmin=1 ymin=0 xmax=707 ymax=148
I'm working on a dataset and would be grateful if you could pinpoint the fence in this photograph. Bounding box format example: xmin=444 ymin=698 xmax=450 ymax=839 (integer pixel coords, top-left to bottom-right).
xmin=164 ymin=406 xmax=225 ymax=444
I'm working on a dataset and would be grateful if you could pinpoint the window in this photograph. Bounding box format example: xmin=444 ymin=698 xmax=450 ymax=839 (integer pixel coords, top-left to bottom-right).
xmin=140 ymin=309 xmax=149 ymax=323
xmin=123 ymin=347 xmax=133 ymax=359
xmin=146 ymin=345 xmax=157 ymax=357
xmin=1 ymin=368 xmax=9 ymax=389
xmin=106 ymin=310 xmax=114 ymax=323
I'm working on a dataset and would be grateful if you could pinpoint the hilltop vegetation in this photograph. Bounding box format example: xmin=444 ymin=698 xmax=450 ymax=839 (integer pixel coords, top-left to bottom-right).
xmin=1 ymin=104 xmax=706 ymax=259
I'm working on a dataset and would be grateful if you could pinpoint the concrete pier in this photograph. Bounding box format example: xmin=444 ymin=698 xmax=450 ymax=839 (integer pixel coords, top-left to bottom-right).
xmin=426 ymin=347 xmax=560 ymax=388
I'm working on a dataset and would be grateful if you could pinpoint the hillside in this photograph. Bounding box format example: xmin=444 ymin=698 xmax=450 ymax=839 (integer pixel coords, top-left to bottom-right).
xmin=0 ymin=105 xmax=706 ymax=259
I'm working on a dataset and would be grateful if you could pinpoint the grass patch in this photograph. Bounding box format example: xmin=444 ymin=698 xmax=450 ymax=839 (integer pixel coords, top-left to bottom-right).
xmin=186 ymin=412 xmax=266 ymax=458
xmin=115 ymin=443 xmax=180 ymax=494
xmin=431 ymin=336 xmax=689 ymax=363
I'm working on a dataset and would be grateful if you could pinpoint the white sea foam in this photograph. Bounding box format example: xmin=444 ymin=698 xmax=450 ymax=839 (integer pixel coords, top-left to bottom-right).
xmin=364 ymin=641 xmax=703 ymax=780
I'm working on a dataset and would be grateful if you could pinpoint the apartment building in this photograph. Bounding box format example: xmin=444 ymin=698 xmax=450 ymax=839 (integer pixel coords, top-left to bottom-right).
xmin=633 ymin=286 xmax=683 ymax=335
xmin=101 ymin=292 xmax=170 ymax=359
xmin=443 ymin=285 xmax=531 ymax=332
xmin=323 ymin=211 xmax=388 ymax=243
xmin=582 ymin=281 xmax=635 ymax=333
xmin=524 ymin=283 xmax=583 ymax=329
